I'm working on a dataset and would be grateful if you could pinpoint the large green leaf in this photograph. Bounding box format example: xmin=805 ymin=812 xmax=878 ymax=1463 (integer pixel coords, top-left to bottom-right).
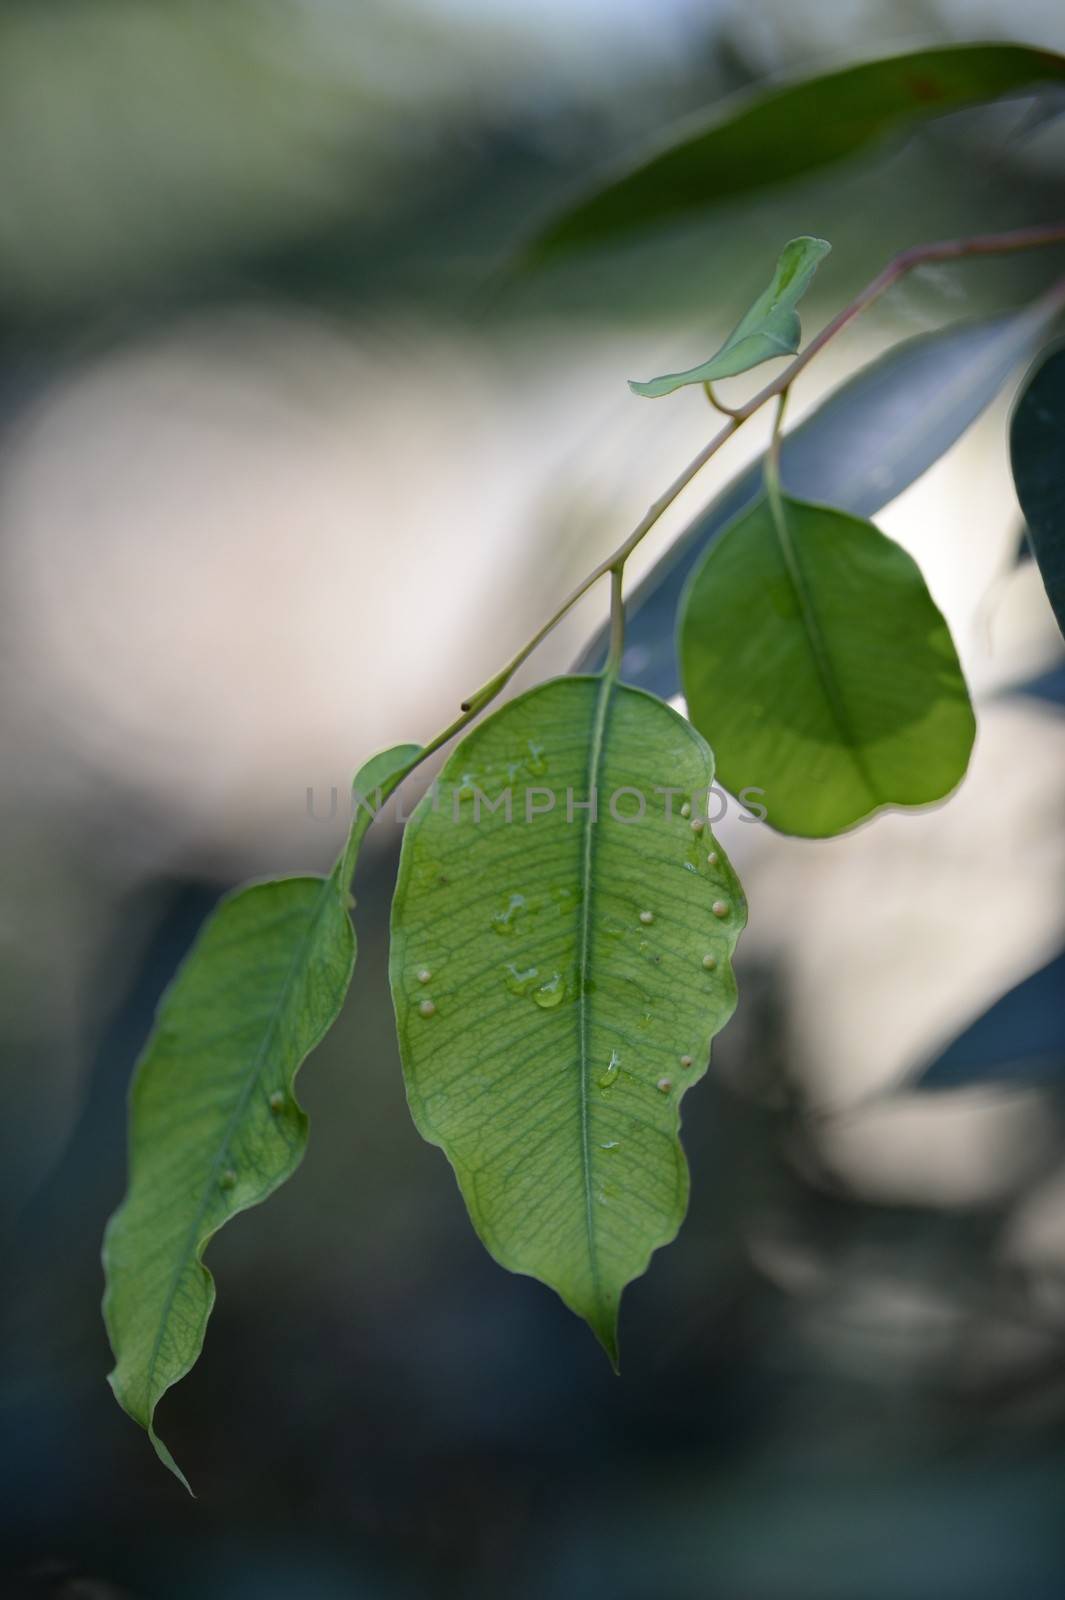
xmin=1010 ymin=344 xmax=1065 ymax=639
xmin=524 ymin=43 xmax=1065 ymax=262
xmin=630 ymin=237 xmax=830 ymax=398
xmin=678 ymin=494 xmax=975 ymax=836
xmin=389 ymin=676 xmax=745 ymax=1360
xmin=103 ymin=743 xmax=419 ymax=1488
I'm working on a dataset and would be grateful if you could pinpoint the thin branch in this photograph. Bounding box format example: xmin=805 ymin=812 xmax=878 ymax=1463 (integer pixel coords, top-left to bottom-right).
xmin=605 ymin=565 xmax=626 ymax=677
xmin=703 ymin=381 xmax=744 ymax=419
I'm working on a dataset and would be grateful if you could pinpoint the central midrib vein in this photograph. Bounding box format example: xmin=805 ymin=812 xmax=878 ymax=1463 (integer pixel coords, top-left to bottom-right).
xmin=765 ymin=485 xmax=881 ymax=801
xmin=575 ymin=671 xmax=615 ymax=1316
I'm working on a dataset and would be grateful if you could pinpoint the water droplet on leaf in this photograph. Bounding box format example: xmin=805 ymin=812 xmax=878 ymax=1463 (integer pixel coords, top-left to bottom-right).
xmin=504 ymin=963 xmax=539 ymax=997
xmin=532 ymin=972 xmax=566 ymax=1008
xmin=599 ymin=1050 xmax=620 ymax=1090
xmin=525 ymin=740 xmax=548 ymax=777
xmin=492 ymin=892 xmax=527 ymax=935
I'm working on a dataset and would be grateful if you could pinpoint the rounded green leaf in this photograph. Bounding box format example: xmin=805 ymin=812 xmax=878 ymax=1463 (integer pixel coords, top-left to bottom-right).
xmin=678 ymin=495 xmax=975 ymax=837
xmin=1010 ymin=343 xmax=1065 ymax=639
xmin=389 ymin=677 xmax=745 ymax=1361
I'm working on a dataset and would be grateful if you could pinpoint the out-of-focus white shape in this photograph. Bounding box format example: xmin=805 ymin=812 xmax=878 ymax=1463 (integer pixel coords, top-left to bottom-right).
xmin=0 ymin=311 xmax=560 ymax=866
xmin=803 ymin=1091 xmax=1058 ymax=1208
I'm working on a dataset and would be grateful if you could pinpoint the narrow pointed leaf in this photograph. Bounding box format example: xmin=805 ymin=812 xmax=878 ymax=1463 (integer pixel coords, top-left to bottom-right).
xmin=1010 ymin=344 xmax=1065 ymax=639
xmin=630 ymin=237 xmax=830 ymax=398
xmin=103 ymin=743 xmax=419 ymax=1487
xmin=579 ymin=306 xmax=1061 ymax=696
xmin=523 ymin=43 xmax=1065 ymax=263
xmin=389 ymin=676 xmax=744 ymax=1359
xmin=679 ymin=494 xmax=974 ymax=836
xmin=914 ymin=946 xmax=1065 ymax=1091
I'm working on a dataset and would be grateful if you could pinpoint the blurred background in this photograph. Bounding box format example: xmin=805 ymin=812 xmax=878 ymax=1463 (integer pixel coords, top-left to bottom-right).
xmin=2 ymin=0 xmax=1065 ymax=1594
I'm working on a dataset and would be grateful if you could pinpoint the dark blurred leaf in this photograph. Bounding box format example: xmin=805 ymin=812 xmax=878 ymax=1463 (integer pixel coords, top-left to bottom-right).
xmin=524 ymin=43 xmax=1065 ymax=263
xmin=1014 ymin=522 xmax=1034 ymax=565
xmin=915 ymin=947 xmax=1065 ymax=1089
xmin=1010 ymin=344 xmax=1065 ymax=639
xmin=630 ymin=237 xmax=830 ymax=397
xmin=679 ymin=493 xmax=974 ymax=836
xmin=579 ymin=306 xmax=1063 ymax=696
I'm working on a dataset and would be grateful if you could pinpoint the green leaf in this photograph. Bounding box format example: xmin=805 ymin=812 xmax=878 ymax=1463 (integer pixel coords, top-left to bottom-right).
xmin=678 ymin=493 xmax=975 ymax=837
xmin=389 ymin=676 xmax=745 ymax=1361
xmin=1010 ymin=343 xmax=1065 ymax=640
xmin=629 ymin=236 xmax=830 ymax=398
xmin=523 ymin=43 xmax=1065 ymax=263
xmin=103 ymin=743 xmax=419 ymax=1489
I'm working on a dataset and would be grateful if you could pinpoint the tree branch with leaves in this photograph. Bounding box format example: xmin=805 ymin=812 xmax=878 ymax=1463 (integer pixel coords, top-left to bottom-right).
xmin=101 ymin=39 xmax=1065 ymax=1490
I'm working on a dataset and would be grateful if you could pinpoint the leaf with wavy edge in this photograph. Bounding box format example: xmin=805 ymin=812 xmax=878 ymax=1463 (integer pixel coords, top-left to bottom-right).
xmin=630 ymin=237 xmax=830 ymax=398
xmin=390 ymin=677 xmax=744 ymax=1360
xmin=103 ymin=743 xmax=419 ymax=1488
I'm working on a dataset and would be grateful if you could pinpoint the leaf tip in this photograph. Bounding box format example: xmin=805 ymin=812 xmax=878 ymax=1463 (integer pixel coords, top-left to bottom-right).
xmin=150 ymin=1425 xmax=196 ymax=1496
xmin=105 ymin=1368 xmax=195 ymax=1494
xmin=588 ymin=1309 xmax=620 ymax=1373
